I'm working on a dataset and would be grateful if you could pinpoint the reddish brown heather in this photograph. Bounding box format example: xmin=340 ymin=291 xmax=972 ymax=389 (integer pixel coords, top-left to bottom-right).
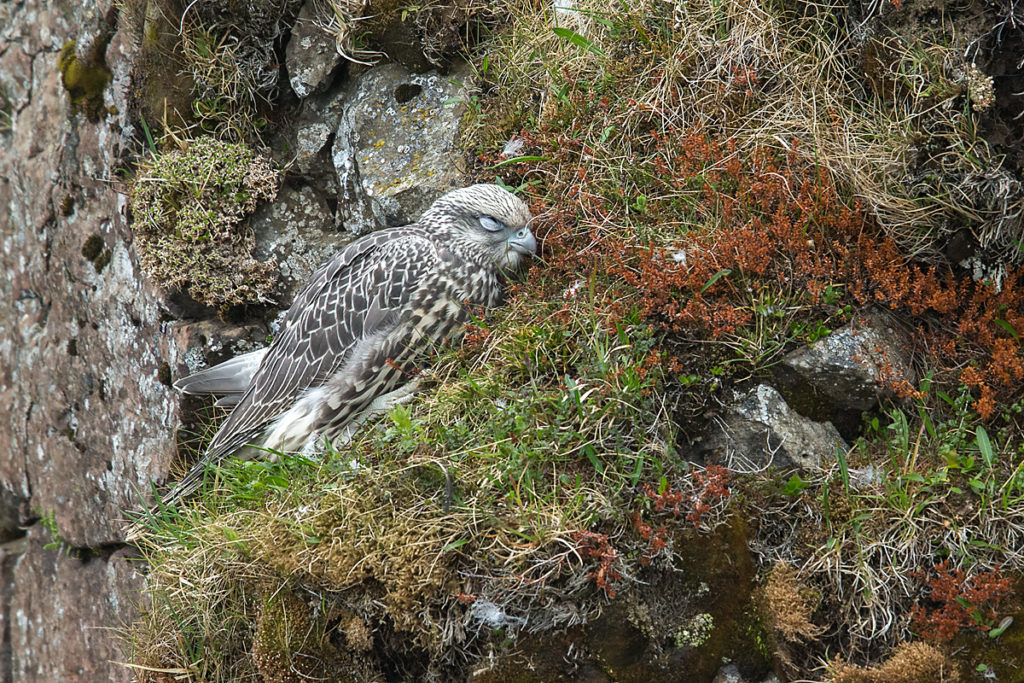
xmin=502 ymin=120 xmax=1023 ymax=418
xmin=571 ymin=530 xmax=621 ymax=598
xmin=909 ymin=562 xmax=1014 ymax=642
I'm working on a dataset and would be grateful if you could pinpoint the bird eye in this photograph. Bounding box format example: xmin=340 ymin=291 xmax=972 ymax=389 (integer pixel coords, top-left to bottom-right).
xmin=479 ymin=216 xmax=506 ymax=232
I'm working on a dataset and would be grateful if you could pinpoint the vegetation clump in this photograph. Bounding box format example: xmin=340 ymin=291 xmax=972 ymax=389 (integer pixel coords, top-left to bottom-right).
xmin=129 ymin=136 xmax=280 ymax=308
xmin=829 ymin=642 xmax=958 ymax=683
xmin=177 ymin=0 xmax=302 ymax=140
xmin=122 ymin=0 xmax=301 ymax=141
xmin=761 ymin=562 xmax=823 ymax=673
xmin=909 ymin=561 xmax=1014 ymax=642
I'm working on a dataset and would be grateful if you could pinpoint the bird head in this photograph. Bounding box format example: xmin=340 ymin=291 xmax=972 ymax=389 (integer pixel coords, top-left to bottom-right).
xmin=422 ymin=184 xmax=537 ymax=271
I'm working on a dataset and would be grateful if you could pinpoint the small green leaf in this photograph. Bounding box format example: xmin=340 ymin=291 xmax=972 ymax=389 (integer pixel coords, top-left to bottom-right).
xmin=783 ymin=474 xmax=810 ymax=497
xmin=989 ymin=616 xmax=1013 ymax=638
xmin=140 ymin=115 xmax=157 ymax=155
xmin=836 ymin=446 xmax=850 ymax=493
xmin=700 ymin=269 xmax=732 ymax=294
xmin=491 ymin=155 xmax=552 ymax=168
xmin=976 ymin=426 xmax=995 ymax=469
xmin=551 ymin=27 xmax=606 ymax=56
xmin=391 ymin=405 xmax=413 ymax=433
xmin=443 ymin=538 xmax=470 ymax=552
xmin=994 ymin=318 xmax=1020 ymax=341
xmin=630 ymin=455 xmax=645 ymax=486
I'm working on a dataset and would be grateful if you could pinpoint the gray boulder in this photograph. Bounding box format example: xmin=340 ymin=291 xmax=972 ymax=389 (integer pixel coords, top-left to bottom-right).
xmin=776 ymin=311 xmax=914 ymax=419
xmin=294 ymin=84 xmax=351 ymax=175
xmin=251 ymin=185 xmax=346 ymax=304
xmin=332 ymin=62 xmax=470 ymax=235
xmin=697 ymin=385 xmax=848 ymax=470
xmin=712 ymin=663 xmax=747 ymax=683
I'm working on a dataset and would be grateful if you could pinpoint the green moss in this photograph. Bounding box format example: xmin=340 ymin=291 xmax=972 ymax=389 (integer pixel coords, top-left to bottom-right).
xmin=81 ymin=234 xmax=103 ymax=261
xmin=743 ymin=606 xmax=774 ymax=661
xmin=156 ymin=362 xmax=172 ymax=387
xmin=58 ymin=39 xmax=112 ymax=122
xmin=81 ymin=234 xmax=111 ymax=273
xmin=128 ymin=136 xmax=280 ymax=307
xmin=92 ymin=248 xmax=111 ymax=273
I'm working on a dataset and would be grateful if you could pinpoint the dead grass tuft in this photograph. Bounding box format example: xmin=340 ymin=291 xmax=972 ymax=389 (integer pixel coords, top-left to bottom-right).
xmin=830 ymin=641 xmax=959 ymax=683
xmin=761 ymin=562 xmax=823 ymax=672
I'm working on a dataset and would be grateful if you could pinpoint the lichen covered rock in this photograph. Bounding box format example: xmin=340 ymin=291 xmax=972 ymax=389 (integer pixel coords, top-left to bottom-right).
xmin=697 ymin=385 xmax=848 ymax=471
xmin=775 ymin=311 xmax=914 ymax=422
xmin=250 ymin=184 xmax=344 ymax=304
xmin=331 ymin=62 xmax=469 ymax=234
xmin=285 ymin=0 xmax=344 ymax=99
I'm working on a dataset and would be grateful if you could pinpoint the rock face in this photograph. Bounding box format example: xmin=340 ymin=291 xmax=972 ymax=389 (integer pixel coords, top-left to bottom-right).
xmin=0 ymin=0 xmax=178 ymax=549
xmin=3 ymin=529 xmax=143 ymax=682
xmin=332 ymin=62 xmax=469 ymax=234
xmin=697 ymin=385 xmax=848 ymax=470
xmin=285 ymin=0 xmax=344 ymax=99
xmin=0 ymin=1 xmax=178 ymax=679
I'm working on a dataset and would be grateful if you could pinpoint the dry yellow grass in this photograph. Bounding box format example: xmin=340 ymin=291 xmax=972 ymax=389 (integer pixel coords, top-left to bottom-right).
xmin=830 ymin=642 xmax=959 ymax=683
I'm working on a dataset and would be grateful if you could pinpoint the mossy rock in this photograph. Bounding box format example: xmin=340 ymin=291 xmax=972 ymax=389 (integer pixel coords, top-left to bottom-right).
xmin=471 ymin=518 xmax=773 ymax=682
xmin=58 ymin=39 xmax=112 ymax=122
xmin=128 ymin=136 xmax=281 ymax=307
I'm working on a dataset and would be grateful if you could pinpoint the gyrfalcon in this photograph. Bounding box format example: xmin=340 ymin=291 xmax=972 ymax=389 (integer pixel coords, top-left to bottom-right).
xmin=163 ymin=184 xmax=536 ymax=507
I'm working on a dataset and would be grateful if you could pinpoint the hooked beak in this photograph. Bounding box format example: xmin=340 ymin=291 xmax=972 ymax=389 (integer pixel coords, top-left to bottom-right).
xmin=508 ymin=226 xmax=537 ymax=256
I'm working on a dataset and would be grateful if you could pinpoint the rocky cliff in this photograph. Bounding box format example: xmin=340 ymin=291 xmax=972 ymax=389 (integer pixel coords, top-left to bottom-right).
xmin=0 ymin=2 xmax=177 ymax=679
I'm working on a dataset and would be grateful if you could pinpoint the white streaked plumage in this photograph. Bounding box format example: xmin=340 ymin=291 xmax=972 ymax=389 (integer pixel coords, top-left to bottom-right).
xmin=162 ymin=184 xmax=536 ymax=507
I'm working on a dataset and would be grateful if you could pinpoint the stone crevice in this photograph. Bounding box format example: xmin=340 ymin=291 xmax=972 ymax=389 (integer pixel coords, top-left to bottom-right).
xmin=0 ymin=536 xmax=29 ymax=683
